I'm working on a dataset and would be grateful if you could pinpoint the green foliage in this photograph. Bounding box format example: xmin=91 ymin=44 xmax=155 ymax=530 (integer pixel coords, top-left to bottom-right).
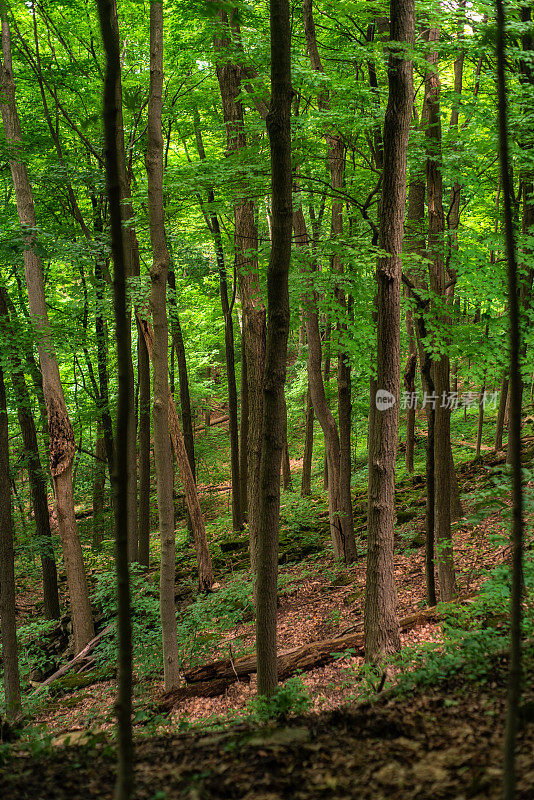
xmin=246 ymin=677 xmax=311 ymax=722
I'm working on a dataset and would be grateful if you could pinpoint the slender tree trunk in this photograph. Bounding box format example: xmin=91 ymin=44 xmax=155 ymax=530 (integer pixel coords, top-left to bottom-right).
xmin=138 ymin=327 xmax=150 ymax=568
xmin=145 ymin=0 xmax=180 ymax=690
xmin=0 ymin=288 xmax=60 ymax=619
xmin=282 ymin=412 xmax=292 ymax=492
xmin=301 ymin=385 xmax=314 ymax=496
xmin=93 ymin=426 xmax=106 ymax=550
xmin=404 ymin=303 xmax=417 ymax=474
xmin=365 ymin=0 xmax=413 ymax=660
xmin=91 ymin=196 xmax=115 ymax=481
xmin=495 ymin=373 xmax=509 ymax=451
xmin=424 ymin=26 xmax=456 ymax=601
xmin=138 ymin=318 xmax=214 ymax=590
xmin=294 ymin=204 xmax=357 ymax=562
xmin=168 ymin=268 xmax=196 ymax=482
xmin=256 ymin=0 xmax=292 ymax=696
xmin=211 ymin=4 xmax=266 ymax=570
xmin=0 ymin=359 xmax=21 ymax=720
xmin=1 ymin=12 xmax=94 ymax=652
xmin=96 ymin=0 xmax=134 ymax=794
xmin=191 ymin=112 xmax=242 ymax=528
xmin=240 ymin=331 xmax=249 ymax=519
xmin=496 ymin=5 xmax=524 ymax=796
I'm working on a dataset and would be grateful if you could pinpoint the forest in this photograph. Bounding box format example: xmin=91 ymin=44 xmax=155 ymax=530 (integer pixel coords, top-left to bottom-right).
xmin=0 ymin=0 xmax=533 ymax=797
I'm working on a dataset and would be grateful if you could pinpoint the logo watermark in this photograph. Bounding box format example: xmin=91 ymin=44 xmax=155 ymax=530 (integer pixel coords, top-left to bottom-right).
xmin=375 ymin=389 xmax=396 ymax=410
xmin=374 ymin=390 xmax=499 ymax=411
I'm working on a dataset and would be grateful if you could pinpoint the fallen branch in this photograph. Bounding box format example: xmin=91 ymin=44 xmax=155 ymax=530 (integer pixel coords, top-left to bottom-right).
xmin=31 ymin=623 xmax=114 ymax=693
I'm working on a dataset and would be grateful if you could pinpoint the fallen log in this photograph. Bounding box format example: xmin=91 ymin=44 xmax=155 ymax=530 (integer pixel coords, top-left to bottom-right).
xmin=162 ymin=595 xmax=477 ymax=705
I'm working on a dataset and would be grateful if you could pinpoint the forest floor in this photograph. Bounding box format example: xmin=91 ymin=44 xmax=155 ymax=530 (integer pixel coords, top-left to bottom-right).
xmin=2 ymin=649 xmax=534 ymax=799
xmin=3 ymin=420 xmax=534 ymax=798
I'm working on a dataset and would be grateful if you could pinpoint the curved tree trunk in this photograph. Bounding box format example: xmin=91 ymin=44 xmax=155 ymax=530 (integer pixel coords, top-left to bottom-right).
xmin=1 ymin=14 xmax=94 ymax=652
xmin=0 ymin=287 xmax=60 ymax=619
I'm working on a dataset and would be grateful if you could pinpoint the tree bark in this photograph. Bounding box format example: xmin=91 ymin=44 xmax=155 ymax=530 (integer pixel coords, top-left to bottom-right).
xmin=0 ymin=359 xmax=21 ymax=720
xmin=95 ymin=0 xmax=134 ymax=793
xmin=145 ymin=0 xmax=180 ymax=691
xmin=301 ymin=385 xmax=314 ymax=496
xmin=138 ymin=326 xmax=151 ymax=568
xmin=364 ymin=0 xmax=413 ymax=661
xmin=495 ymin=373 xmax=509 ymax=451
xmin=424 ymin=26 xmax=456 ymax=601
xmin=256 ymin=0 xmax=292 ymax=696
xmin=192 ymin=109 xmax=242 ymax=530
xmin=1 ymin=11 xmax=94 ymax=653
xmin=404 ymin=304 xmax=417 ymax=473
xmin=497 ymin=5 xmax=525 ymax=796
xmin=294 ymin=203 xmax=356 ymax=562
xmin=238 ymin=331 xmax=249 ymax=520
xmin=138 ymin=318 xmax=214 ymax=591
xmin=0 ymin=288 xmax=60 ymax=619
xmin=92 ymin=426 xmax=106 ymax=550
xmin=168 ymin=268 xmax=196 ymax=482
xmin=211 ymin=4 xmax=266 ymax=570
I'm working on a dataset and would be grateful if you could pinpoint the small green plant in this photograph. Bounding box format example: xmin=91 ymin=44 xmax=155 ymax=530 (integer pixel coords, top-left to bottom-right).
xmin=246 ymin=677 xmax=311 ymax=722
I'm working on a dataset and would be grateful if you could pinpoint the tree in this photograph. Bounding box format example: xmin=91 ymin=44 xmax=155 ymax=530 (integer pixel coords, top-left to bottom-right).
xmin=364 ymin=0 xmax=414 ymax=661
xmin=96 ymin=0 xmax=134 ymax=795
xmin=256 ymin=0 xmax=292 ymax=697
xmin=0 ymin=5 xmax=94 ymax=653
xmin=0 ymin=287 xmax=60 ymax=619
xmin=146 ymin=0 xmax=180 ymax=691
xmin=496 ymin=3 xmax=524 ymax=797
xmin=0 ymin=357 xmax=21 ymax=720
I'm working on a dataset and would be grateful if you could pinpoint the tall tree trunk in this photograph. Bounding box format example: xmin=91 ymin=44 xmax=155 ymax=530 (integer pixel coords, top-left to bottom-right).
xmin=404 ymin=303 xmax=417 ymax=474
xmin=0 ymin=359 xmax=21 ymax=720
xmin=303 ymin=0 xmax=356 ymax=545
xmin=256 ymin=0 xmax=292 ymax=696
xmin=106 ymin=0 xmax=139 ymax=563
xmin=240 ymin=331 xmax=249 ymax=519
xmin=138 ymin=327 xmax=151 ymax=568
xmin=91 ymin=195 xmax=115 ymax=481
xmin=495 ymin=373 xmax=509 ymax=451
xmin=168 ymin=268 xmax=196 ymax=482
xmin=191 ymin=110 xmax=242 ymax=529
xmin=301 ymin=385 xmax=314 ymax=497
xmin=211 ymin=4 xmax=266 ymax=570
xmin=424 ymin=26 xmax=456 ymax=601
xmin=96 ymin=0 xmax=134 ymax=794
xmin=497 ymin=5 xmax=524 ymax=796
xmin=364 ymin=0 xmax=413 ymax=660
xmin=1 ymin=12 xmax=94 ymax=653
xmin=294 ymin=203 xmax=357 ymax=562
xmin=138 ymin=318 xmax=215 ymax=591
xmin=0 ymin=287 xmax=60 ymax=619
xmin=93 ymin=426 xmax=106 ymax=550
xmin=146 ymin=0 xmax=180 ymax=691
